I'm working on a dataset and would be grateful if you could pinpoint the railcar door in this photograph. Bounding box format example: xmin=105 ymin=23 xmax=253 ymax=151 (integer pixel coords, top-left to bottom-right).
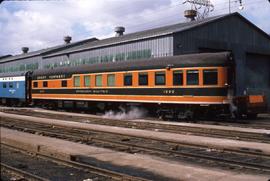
xmin=25 ymin=71 xmax=32 ymax=104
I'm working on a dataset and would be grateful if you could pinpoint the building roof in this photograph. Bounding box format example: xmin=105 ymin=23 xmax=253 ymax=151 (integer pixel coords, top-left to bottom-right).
xmin=2 ymin=12 xmax=270 ymax=63
xmin=0 ymin=55 xmax=12 ymax=60
xmin=43 ymin=12 xmax=270 ymax=58
xmin=44 ymin=14 xmax=227 ymax=58
xmin=0 ymin=37 xmax=98 ymax=63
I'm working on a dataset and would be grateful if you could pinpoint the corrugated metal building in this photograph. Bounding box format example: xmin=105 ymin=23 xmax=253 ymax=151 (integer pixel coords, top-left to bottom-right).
xmin=1 ymin=12 xmax=270 ymax=106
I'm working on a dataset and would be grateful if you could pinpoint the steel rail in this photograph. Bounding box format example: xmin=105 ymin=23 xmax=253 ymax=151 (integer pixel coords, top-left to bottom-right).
xmin=2 ymin=118 xmax=270 ymax=158
xmin=2 ymin=109 xmax=270 ymax=143
xmin=1 ymin=144 xmax=149 ymax=181
xmin=1 ymin=119 xmax=270 ymax=173
xmin=1 ymin=162 xmax=50 ymax=181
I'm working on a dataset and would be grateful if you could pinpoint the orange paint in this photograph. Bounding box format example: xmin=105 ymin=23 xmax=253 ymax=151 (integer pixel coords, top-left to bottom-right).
xmin=249 ymin=95 xmax=264 ymax=103
xmin=33 ymin=67 xmax=228 ymax=90
xmin=32 ymin=93 xmax=228 ymax=104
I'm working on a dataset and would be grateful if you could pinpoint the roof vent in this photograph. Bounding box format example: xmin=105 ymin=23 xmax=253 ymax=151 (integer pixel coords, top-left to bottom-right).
xmin=21 ymin=47 xmax=29 ymax=54
xmin=114 ymin=26 xmax=125 ymax=37
xmin=184 ymin=10 xmax=197 ymax=21
xmin=64 ymin=36 xmax=72 ymax=44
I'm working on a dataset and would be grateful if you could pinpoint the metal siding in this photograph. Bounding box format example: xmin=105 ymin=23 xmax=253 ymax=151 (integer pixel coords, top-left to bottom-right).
xmin=173 ymin=15 xmax=270 ymax=97
xmin=246 ymin=53 xmax=270 ymax=109
xmin=43 ymin=36 xmax=173 ymax=68
xmin=0 ymin=56 xmax=41 ymax=74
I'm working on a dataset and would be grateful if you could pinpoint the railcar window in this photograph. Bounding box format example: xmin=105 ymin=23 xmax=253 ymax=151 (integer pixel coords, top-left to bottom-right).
xmin=33 ymin=82 xmax=38 ymax=88
xmin=139 ymin=73 xmax=148 ymax=86
xmin=16 ymin=82 xmax=19 ymax=88
xmin=155 ymin=72 xmax=166 ymax=85
xmin=124 ymin=74 xmax=132 ymax=86
xmin=9 ymin=82 xmax=13 ymax=88
xmin=95 ymin=75 xmax=102 ymax=87
xmin=84 ymin=75 xmax=90 ymax=87
xmin=173 ymin=70 xmax=183 ymax=86
xmin=107 ymin=74 xmax=115 ymax=86
xmin=62 ymin=80 xmax=67 ymax=87
xmin=203 ymin=69 xmax=218 ymax=85
xmin=3 ymin=82 xmax=7 ymax=88
xmin=74 ymin=76 xmax=80 ymax=87
xmin=187 ymin=70 xmax=199 ymax=85
xmin=43 ymin=81 xmax=48 ymax=87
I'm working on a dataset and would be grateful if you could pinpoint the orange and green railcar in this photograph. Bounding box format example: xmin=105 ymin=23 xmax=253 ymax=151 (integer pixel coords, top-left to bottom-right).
xmin=30 ymin=52 xmax=266 ymax=119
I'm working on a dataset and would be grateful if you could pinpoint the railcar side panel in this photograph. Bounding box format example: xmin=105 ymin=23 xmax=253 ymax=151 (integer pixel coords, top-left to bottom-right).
xmin=0 ymin=76 xmax=26 ymax=100
xmin=31 ymin=66 xmax=229 ymax=105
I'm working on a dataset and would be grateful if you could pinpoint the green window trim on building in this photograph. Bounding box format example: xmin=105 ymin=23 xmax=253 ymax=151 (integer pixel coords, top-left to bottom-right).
xmin=43 ymin=49 xmax=153 ymax=70
xmin=1 ymin=49 xmax=153 ymax=74
xmin=107 ymin=74 xmax=115 ymax=86
xmin=0 ymin=62 xmax=38 ymax=73
xmin=95 ymin=75 xmax=102 ymax=87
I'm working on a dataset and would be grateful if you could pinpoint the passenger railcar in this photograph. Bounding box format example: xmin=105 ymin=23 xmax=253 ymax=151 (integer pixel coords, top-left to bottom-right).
xmin=0 ymin=72 xmax=32 ymax=105
xmin=31 ymin=52 xmax=234 ymax=119
xmin=0 ymin=52 xmax=266 ymax=119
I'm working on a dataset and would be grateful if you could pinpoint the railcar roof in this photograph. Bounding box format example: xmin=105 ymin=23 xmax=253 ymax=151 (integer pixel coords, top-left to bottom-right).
xmin=33 ymin=52 xmax=232 ymax=77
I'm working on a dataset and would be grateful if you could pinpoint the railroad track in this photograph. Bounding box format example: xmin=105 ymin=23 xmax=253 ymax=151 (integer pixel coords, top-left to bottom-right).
xmin=1 ymin=117 xmax=270 ymax=175
xmin=1 ymin=143 xmax=148 ymax=181
xmin=1 ymin=108 xmax=270 ymax=144
xmin=2 ymin=107 xmax=270 ymax=129
xmin=1 ymin=163 xmax=49 ymax=181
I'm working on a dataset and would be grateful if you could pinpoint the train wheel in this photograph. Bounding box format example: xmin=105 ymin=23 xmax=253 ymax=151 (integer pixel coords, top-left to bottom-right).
xmin=184 ymin=110 xmax=194 ymax=121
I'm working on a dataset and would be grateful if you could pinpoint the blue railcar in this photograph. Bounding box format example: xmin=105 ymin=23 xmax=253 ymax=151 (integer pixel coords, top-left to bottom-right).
xmin=0 ymin=72 xmax=31 ymax=105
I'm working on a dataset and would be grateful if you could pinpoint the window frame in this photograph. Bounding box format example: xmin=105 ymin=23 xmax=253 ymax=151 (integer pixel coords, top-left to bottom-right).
xmin=33 ymin=82 xmax=38 ymax=88
xmin=139 ymin=73 xmax=148 ymax=86
xmin=74 ymin=76 xmax=80 ymax=87
xmin=155 ymin=71 xmax=166 ymax=85
xmin=107 ymin=74 xmax=115 ymax=87
xmin=3 ymin=82 xmax=7 ymax=88
xmin=43 ymin=81 xmax=48 ymax=88
xmin=95 ymin=74 xmax=102 ymax=87
xmin=84 ymin=75 xmax=91 ymax=87
xmin=186 ymin=69 xmax=199 ymax=86
xmin=61 ymin=80 xmax=67 ymax=87
xmin=203 ymin=69 xmax=218 ymax=85
xmin=124 ymin=74 xmax=133 ymax=86
xmin=173 ymin=70 xmax=183 ymax=86
xmin=9 ymin=82 xmax=13 ymax=88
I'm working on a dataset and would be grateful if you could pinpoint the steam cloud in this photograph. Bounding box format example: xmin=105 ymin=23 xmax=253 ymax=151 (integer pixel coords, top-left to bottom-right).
xmin=102 ymin=106 xmax=147 ymax=120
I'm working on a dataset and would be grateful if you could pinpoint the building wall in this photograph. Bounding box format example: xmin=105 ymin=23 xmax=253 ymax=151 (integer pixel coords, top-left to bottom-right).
xmin=42 ymin=36 xmax=173 ymax=69
xmin=0 ymin=56 xmax=41 ymax=74
xmin=0 ymin=36 xmax=173 ymax=73
xmin=173 ymin=15 xmax=270 ymax=105
xmin=246 ymin=53 xmax=270 ymax=106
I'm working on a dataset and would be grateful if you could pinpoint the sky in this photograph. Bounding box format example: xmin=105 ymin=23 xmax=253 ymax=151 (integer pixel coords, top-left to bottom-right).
xmin=0 ymin=0 xmax=269 ymax=55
